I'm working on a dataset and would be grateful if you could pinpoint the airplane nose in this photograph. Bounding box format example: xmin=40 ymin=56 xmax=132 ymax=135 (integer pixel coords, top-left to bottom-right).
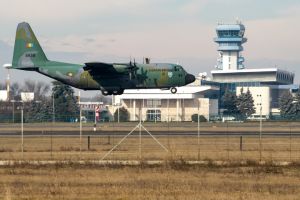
xmin=185 ymin=73 xmax=195 ymax=84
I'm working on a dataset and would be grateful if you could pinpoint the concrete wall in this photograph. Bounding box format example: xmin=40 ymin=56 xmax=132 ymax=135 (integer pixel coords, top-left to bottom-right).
xmin=213 ymin=71 xmax=277 ymax=83
xmin=236 ymin=86 xmax=271 ymax=117
xmin=222 ymin=51 xmax=238 ymax=70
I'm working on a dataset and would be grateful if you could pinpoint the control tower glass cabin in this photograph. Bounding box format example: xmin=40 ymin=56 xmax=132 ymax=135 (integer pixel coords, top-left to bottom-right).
xmin=214 ymin=23 xmax=247 ymax=70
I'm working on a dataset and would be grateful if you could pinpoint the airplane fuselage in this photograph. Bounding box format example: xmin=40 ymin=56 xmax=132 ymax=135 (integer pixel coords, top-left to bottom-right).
xmin=35 ymin=61 xmax=194 ymax=95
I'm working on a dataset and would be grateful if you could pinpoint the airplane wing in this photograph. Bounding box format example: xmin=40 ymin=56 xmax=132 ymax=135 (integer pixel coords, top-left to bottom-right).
xmin=84 ymin=62 xmax=119 ymax=76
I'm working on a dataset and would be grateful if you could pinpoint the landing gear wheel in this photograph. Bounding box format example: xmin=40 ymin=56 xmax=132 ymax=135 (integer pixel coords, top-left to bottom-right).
xmin=102 ymin=91 xmax=109 ymax=96
xmin=112 ymin=90 xmax=119 ymax=95
xmin=117 ymin=89 xmax=124 ymax=95
xmin=102 ymin=91 xmax=112 ymax=96
xmin=112 ymin=89 xmax=124 ymax=95
xmin=170 ymin=87 xmax=177 ymax=94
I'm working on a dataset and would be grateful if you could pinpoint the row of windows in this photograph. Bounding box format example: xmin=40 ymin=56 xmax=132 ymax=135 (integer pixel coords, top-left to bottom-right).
xmin=220 ymin=82 xmax=261 ymax=91
xmin=219 ymin=42 xmax=239 ymax=46
xmin=277 ymin=73 xmax=294 ymax=82
xmin=146 ymin=99 xmax=161 ymax=107
xmin=217 ymin=30 xmax=244 ymax=38
xmin=202 ymin=80 xmax=262 ymax=89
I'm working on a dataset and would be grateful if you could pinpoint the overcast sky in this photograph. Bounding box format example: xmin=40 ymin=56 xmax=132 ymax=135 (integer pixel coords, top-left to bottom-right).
xmin=1 ymin=0 xmax=300 ymax=96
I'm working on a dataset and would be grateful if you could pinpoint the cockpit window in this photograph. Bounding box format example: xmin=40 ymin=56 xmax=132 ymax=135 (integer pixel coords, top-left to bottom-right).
xmin=174 ymin=66 xmax=179 ymax=71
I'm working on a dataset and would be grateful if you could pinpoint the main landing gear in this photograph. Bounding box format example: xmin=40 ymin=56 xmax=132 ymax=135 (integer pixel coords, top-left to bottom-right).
xmin=102 ymin=89 xmax=124 ymax=96
xmin=170 ymin=87 xmax=177 ymax=94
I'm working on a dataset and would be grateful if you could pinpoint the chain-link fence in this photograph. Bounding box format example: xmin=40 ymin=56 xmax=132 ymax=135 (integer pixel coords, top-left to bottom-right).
xmin=1 ymin=119 xmax=300 ymax=162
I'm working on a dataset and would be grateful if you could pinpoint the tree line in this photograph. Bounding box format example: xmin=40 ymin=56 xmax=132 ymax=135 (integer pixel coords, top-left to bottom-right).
xmin=0 ymin=80 xmax=110 ymax=122
xmin=223 ymin=87 xmax=300 ymax=120
xmin=222 ymin=87 xmax=256 ymax=120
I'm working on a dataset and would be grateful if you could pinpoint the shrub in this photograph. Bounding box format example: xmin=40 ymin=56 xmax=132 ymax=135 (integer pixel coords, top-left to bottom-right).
xmin=191 ymin=114 xmax=207 ymax=122
xmin=114 ymin=107 xmax=129 ymax=122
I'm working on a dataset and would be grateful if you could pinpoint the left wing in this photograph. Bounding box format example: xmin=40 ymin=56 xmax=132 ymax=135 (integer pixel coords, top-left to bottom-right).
xmin=84 ymin=62 xmax=119 ymax=76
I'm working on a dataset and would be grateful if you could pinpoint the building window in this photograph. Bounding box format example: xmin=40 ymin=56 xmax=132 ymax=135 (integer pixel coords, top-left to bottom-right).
xmin=146 ymin=99 xmax=161 ymax=107
xmin=146 ymin=110 xmax=161 ymax=121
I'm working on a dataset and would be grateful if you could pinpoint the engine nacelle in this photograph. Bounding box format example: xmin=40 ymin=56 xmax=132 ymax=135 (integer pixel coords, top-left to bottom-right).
xmin=113 ymin=64 xmax=130 ymax=73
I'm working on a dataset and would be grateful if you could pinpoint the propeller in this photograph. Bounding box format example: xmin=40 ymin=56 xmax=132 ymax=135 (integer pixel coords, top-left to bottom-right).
xmin=128 ymin=58 xmax=138 ymax=80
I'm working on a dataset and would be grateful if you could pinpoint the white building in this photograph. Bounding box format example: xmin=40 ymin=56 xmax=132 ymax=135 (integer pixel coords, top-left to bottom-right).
xmin=111 ymin=85 xmax=218 ymax=122
xmin=0 ymin=90 xmax=8 ymax=101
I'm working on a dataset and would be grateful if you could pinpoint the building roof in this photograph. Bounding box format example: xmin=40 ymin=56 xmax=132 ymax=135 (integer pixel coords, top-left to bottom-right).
xmin=211 ymin=68 xmax=288 ymax=74
xmin=211 ymin=68 xmax=294 ymax=85
xmin=115 ymin=86 xmax=218 ymax=101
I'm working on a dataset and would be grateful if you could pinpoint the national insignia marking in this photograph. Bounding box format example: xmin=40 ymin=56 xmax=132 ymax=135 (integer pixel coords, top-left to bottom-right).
xmin=26 ymin=43 xmax=33 ymax=48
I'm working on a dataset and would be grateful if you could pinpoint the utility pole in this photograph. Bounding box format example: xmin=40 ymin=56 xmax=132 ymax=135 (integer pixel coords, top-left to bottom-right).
xmin=79 ymin=91 xmax=82 ymax=155
xmin=257 ymin=94 xmax=262 ymax=161
xmin=11 ymin=100 xmax=15 ymax=123
xmin=197 ymin=100 xmax=200 ymax=145
xmin=21 ymin=105 xmax=24 ymax=158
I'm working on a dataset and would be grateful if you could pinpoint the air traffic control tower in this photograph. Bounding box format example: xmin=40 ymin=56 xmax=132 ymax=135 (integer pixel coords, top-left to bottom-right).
xmin=205 ymin=21 xmax=297 ymax=118
xmin=214 ymin=22 xmax=247 ymax=70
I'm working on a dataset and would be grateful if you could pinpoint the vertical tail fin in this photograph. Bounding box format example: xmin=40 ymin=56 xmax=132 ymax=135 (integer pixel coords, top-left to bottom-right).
xmin=12 ymin=22 xmax=48 ymax=69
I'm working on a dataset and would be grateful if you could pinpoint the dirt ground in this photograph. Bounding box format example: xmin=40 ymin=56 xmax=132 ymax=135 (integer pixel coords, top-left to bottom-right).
xmin=0 ymin=135 xmax=300 ymax=161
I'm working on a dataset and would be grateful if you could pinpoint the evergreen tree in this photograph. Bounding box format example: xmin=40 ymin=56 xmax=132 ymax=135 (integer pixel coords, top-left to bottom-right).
xmin=222 ymin=89 xmax=239 ymax=115
xmin=52 ymin=81 xmax=79 ymax=121
xmin=25 ymin=98 xmax=52 ymax=122
xmin=236 ymin=88 xmax=256 ymax=119
xmin=279 ymin=91 xmax=300 ymax=119
xmin=23 ymin=81 xmax=51 ymax=122
xmin=191 ymin=114 xmax=207 ymax=122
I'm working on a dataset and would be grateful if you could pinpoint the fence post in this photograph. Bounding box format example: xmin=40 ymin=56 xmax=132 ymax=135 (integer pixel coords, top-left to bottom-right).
xmin=88 ymin=136 xmax=90 ymax=150
xmin=240 ymin=136 xmax=243 ymax=151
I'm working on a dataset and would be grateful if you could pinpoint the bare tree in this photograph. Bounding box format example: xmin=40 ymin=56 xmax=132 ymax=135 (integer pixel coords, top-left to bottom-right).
xmin=91 ymin=94 xmax=111 ymax=104
xmin=10 ymin=82 xmax=21 ymax=100
xmin=22 ymin=80 xmax=50 ymax=100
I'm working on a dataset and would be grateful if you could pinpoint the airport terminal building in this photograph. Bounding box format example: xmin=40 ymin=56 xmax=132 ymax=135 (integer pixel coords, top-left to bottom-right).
xmin=112 ymin=21 xmax=297 ymax=121
xmin=112 ymin=84 xmax=218 ymax=122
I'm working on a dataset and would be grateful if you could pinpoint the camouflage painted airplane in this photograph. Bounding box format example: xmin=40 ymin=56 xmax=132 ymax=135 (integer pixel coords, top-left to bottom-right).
xmin=9 ymin=22 xmax=195 ymax=95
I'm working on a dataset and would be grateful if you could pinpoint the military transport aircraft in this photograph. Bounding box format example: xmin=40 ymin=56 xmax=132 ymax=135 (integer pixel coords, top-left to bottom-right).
xmin=8 ymin=22 xmax=195 ymax=95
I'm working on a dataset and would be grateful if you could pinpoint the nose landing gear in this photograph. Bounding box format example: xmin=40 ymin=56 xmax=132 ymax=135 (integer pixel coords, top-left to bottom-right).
xmin=170 ymin=87 xmax=177 ymax=94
